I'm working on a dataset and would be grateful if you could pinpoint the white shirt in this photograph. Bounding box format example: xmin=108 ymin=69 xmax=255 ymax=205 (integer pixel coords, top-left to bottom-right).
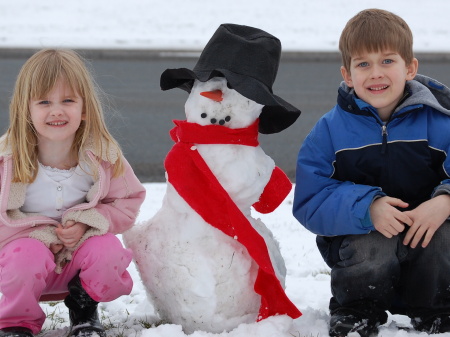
xmin=21 ymin=162 xmax=95 ymax=221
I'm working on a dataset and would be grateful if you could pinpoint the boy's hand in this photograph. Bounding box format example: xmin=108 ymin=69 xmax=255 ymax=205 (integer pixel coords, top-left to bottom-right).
xmin=55 ymin=220 xmax=89 ymax=248
xmin=371 ymin=196 xmax=412 ymax=238
xmin=403 ymin=195 xmax=450 ymax=248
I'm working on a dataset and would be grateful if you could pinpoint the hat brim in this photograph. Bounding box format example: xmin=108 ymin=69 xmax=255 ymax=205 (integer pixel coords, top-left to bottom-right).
xmin=160 ymin=68 xmax=301 ymax=134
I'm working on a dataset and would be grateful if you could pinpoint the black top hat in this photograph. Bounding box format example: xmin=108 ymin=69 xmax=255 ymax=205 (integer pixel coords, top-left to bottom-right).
xmin=160 ymin=23 xmax=301 ymax=134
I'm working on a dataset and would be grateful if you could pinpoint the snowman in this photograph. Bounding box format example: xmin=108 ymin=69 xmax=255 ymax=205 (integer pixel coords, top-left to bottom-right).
xmin=123 ymin=24 xmax=301 ymax=333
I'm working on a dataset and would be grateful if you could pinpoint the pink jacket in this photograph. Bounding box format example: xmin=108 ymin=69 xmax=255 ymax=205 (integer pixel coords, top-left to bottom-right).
xmin=0 ymin=136 xmax=146 ymax=272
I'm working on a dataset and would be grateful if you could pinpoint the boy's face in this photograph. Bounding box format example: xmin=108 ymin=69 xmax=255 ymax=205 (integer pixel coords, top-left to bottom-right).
xmin=341 ymin=50 xmax=418 ymax=120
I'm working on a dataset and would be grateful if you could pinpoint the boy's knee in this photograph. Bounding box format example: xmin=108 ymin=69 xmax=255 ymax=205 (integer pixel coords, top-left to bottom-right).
xmin=337 ymin=232 xmax=397 ymax=267
xmin=422 ymin=221 xmax=450 ymax=253
xmin=435 ymin=221 xmax=450 ymax=241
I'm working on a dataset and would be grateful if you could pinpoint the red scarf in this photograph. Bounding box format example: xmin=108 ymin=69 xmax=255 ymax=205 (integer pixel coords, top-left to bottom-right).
xmin=165 ymin=119 xmax=301 ymax=320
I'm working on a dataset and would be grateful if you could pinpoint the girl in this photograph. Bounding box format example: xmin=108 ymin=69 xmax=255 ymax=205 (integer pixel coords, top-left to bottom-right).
xmin=0 ymin=49 xmax=146 ymax=337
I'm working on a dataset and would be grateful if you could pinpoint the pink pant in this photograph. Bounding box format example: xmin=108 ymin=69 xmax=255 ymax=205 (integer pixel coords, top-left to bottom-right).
xmin=0 ymin=234 xmax=133 ymax=334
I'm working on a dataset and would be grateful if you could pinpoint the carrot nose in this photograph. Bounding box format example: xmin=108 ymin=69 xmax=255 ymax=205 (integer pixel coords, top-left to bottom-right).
xmin=200 ymin=90 xmax=223 ymax=102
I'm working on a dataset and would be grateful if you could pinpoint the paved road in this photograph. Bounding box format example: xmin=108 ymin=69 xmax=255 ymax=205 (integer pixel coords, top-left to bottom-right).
xmin=1 ymin=50 xmax=449 ymax=182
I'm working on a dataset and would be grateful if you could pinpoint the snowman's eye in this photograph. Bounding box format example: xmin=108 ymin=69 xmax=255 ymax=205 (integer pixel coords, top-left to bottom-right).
xmin=201 ymin=113 xmax=207 ymax=118
xmin=227 ymin=82 xmax=233 ymax=89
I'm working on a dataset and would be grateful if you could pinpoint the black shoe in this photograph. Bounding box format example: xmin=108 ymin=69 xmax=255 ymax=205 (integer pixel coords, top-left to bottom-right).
xmin=329 ymin=310 xmax=381 ymax=337
xmin=65 ymin=274 xmax=106 ymax=337
xmin=0 ymin=327 xmax=34 ymax=337
xmin=412 ymin=314 xmax=450 ymax=333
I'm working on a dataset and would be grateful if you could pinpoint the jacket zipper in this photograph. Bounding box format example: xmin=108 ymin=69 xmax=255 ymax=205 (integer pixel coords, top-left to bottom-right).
xmin=381 ymin=124 xmax=388 ymax=154
xmin=379 ymin=107 xmax=416 ymax=155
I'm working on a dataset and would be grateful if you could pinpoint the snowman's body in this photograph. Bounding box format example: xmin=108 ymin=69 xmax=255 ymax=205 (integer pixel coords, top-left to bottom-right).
xmin=124 ymin=78 xmax=287 ymax=333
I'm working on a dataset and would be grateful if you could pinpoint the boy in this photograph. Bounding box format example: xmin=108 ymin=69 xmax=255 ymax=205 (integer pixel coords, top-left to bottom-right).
xmin=292 ymin=8 xmax=450 ymax=337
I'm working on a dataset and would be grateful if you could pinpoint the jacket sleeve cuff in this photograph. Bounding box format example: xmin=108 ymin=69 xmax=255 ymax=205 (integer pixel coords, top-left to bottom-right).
xmin=63 ymin=208 xmax=109 ymax=233
xmin=29 ymin=226 xmax=61 ymax=247
xmin=360 ymin=208 xmax=374 ymax=230
xmin=432 ymin=183 xmax=450 ymax=197
xmin=360 ymin=194 xmax=384 ymax=230
xmin=62 ymin=208 xmax=110 ymax=248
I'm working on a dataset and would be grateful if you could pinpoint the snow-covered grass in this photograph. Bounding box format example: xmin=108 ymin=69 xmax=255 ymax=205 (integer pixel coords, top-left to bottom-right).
xmin=39 ymin=183 xmax=434 ymax=337
xmin=40 ymin=183 xmax=332 ymax=337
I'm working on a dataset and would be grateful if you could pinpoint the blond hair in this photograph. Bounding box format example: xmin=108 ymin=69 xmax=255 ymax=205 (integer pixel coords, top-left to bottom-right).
xmin=4 ymin=49 xmax=124 ymax=183
xmin=339 ymin=8 xmax=414 ymax=71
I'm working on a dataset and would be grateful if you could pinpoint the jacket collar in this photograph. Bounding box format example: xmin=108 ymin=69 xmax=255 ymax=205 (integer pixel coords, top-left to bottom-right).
xmin=337 ymin=74 xmax=450 ymax=118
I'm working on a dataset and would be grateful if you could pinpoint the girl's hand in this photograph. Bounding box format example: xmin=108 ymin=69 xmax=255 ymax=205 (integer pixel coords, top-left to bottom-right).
xmin=403 ymin=195 xmax=450 ymax=248
xmin=50 ymin=243 xmax=63 ymax=254
xmin=370 ymin=196 xmax=412 ymax=238
xmin=55 ymin=221 xmax=89 ymax=248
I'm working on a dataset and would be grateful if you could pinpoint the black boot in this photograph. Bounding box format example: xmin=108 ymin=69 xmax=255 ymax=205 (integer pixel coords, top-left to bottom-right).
xmin=0 ymin=328 xmax=33 ymax=337
xmin=64 ymin=274 xmax=106 ymax=337
xmin=329 ymin=308 xmax=385 ymax=337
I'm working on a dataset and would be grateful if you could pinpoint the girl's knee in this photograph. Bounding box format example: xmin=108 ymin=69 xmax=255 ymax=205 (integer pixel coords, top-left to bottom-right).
xmin=73 ymin=234 xmax=133 ymax=301
xmin=0 ymin=238 xmax=55 ymax=280
xmin=75 ymin=234 xmax=132 ymax=267
xmin=0 ymin=238 xmax=54 ymax=269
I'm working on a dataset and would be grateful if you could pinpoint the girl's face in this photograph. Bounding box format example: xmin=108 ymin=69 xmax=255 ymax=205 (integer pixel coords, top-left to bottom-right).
xmin=29 ymin=78 xmax=84 ymax=147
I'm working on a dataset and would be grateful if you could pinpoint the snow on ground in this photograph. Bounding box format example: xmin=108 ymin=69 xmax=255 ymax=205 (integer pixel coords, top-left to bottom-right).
xmin=40 ymin=184 xmax=438 ymax=337
xmin=4 ymin=0 xmax=450 ymax=336
xmin=41 ymin=183 xmax=334 ymax=337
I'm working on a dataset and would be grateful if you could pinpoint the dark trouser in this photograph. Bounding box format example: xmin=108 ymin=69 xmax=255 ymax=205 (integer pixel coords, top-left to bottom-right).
xmin=317 ymin=222 xmax=450 ymax=321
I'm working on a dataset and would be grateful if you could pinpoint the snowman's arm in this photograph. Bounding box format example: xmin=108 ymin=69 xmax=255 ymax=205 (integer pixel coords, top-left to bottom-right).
xmin=252 ymin=166 xmax=292 ymax=214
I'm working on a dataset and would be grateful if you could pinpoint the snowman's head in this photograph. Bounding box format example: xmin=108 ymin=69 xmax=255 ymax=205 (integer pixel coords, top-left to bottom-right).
xmin=184 ymin=77 xmax=264 ymax=129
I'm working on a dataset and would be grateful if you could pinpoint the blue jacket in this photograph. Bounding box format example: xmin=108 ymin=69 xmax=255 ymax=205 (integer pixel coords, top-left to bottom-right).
xmin=293 ymin=74 xmax=450 ymax=236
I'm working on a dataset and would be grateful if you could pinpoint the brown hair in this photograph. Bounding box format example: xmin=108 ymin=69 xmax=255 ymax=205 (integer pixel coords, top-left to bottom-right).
xmin=4 ymin=49 xmax=124 ymax=183
xmin=339 ymin=8 xmax=414 ymax=71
